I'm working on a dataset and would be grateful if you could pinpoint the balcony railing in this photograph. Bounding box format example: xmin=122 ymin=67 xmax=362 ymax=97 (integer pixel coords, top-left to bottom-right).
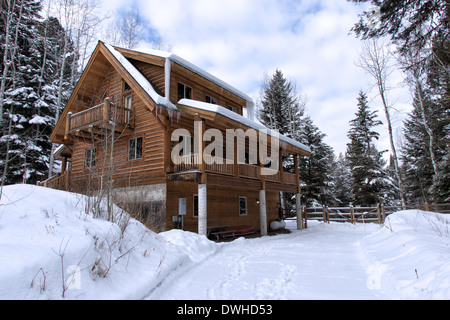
xmin=38 ymin=171 xmax=71 ymax=191
xmin=173 ymin=155 xmax=297 ymax=185
xmin=66 ymin=98 xmax=133 ymax=138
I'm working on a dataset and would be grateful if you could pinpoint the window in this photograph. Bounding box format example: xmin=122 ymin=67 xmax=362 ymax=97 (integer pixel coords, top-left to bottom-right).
xmin=178 ymin=135 xmax=194 ymax=156
xmin=123 ymin=81 xmax=131 ymax=92
xmin=129 ymin=137 xmax=143 ymax=160
xmin=206 ymin=95 xmax=217 ymax=104
xmin=227 ymin=105 xmax=238 ymax=113
xmin=85 ymin=148 xmax=96 ymax=168
xmin=193 ymin=195 xmax=199 ymax=217
xmin=239 ymin=197 xmax=247 ymax=216
xmin=124 ymin=95 xmax=132 ymax=123
xmin=178 ymin=83 xmax=192 ymax=101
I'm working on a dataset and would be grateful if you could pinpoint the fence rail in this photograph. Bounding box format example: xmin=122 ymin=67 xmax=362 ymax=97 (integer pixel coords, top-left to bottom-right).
xmin=300 ymin=203 xmax=450 ymax=226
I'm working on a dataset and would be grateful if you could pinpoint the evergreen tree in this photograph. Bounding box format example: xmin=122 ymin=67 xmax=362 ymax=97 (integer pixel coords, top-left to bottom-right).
xmin=34 ymin=16 xmax=76 ymax=179
xmin=330 ymin=153 xmax=353 ymax=206
xmin=348 ymin=0 xmax=448 ymax=55
xmin=432 ymin=146 xmax=450 ymax=202
xmin=0 ymin=0 xmax=42 ymax=185
xmin=346 ymin=91 xmax=388 ymax=206
xmin=298 ymin=116 xmax=335 ymax=206
xmin=402 ymin=85 xmax=449 ymax=204
xmin=258 ymin=69 xmax=305 ymax=138
xmin=0 ymin=1 xmax=76 ymax=185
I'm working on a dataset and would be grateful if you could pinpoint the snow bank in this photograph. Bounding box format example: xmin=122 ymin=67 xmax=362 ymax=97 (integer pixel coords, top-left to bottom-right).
xmin=357 ymin=210 xmax=450 ymax=299
xmin=0 ymin=184 xmax=217 ymax=300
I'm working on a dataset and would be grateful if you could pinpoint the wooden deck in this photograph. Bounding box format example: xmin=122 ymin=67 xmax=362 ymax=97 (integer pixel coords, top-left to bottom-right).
xmin=65 ymin=98 xmax=133 ymax=140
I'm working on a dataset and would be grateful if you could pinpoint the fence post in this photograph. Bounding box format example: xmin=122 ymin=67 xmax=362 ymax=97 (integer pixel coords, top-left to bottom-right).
xmin=425 ymin=202 xmax=430 ymax=211
xmin=350 ymin=205 xmax=355 ymax=224
xmin=303 ymin=207 xmax=307 ymax=229
xmin=381 ymin=204 xmax=386 ymax=224
xmin=377 ymin=203 xmax=381 ymax=224
xmin=322 ymin=206 xmax=329 ymax=224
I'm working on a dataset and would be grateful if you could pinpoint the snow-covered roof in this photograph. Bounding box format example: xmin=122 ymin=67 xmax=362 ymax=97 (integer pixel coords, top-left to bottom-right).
xmin=104 ymin=44 xmax=178 ymax=111
xmin=121 ymin=47 xmax=253 ymax=103
xmin=178 ymin=99 xmax=311 ymax=153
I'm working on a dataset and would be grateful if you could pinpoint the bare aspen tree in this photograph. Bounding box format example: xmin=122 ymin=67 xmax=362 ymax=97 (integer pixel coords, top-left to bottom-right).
xmin=357 ymin=39 xmax=407 ymax=209
xmin=0 ymin=0 xmax=24 ymax=123
xmin=398 ymin=44 xmax=440 ymax=176
xmin=104 ymin=8 xmax=146 ymax=49
xmin=47 ymin=0 xmax=105 ymax=178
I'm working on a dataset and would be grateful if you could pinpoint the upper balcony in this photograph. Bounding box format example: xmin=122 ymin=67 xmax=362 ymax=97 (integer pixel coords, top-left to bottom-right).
xmin=64 ymin=98 xmax=133 ymax=140
xmin=173 ymin=154 xmax=298 ymax=187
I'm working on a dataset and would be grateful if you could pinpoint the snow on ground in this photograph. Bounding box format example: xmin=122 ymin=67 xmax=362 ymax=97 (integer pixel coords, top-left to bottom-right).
xmin=0 ymin=184 xmax=449 ymax=300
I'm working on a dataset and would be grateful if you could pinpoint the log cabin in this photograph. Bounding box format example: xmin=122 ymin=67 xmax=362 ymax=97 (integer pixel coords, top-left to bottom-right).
xmin=45 ymin=41 xmax=310 ymax=237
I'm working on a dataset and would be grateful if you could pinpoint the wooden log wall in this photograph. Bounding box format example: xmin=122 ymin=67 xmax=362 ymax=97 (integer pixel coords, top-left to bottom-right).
xmin=166 ymin=181 xmax=281 ymax=233
xmin=69 ymin=64 xmax=167 ymax=191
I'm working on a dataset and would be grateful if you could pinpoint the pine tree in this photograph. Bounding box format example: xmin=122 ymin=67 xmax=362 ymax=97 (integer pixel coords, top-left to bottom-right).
xmin=402 ymin=84 xmax=449 ymax=204
xmin=0 ymin=0 xmax=43 ymax=185
xmin=298 ymin=116 xmax=335 ymax=206
xmin=349 ymin=0 xmax=448 ymax=56
xmin=258 ymin=69 xmax=305 ymax=138
xmin=330 ymin=153 xmax=353 ymax=206
xmin=0 ymin=1 xmax=77 ymax=185
xmin=34 ymin=16 xmax=76 ymax=179
xmin=346 ymin=91 xmax=388 ymax=206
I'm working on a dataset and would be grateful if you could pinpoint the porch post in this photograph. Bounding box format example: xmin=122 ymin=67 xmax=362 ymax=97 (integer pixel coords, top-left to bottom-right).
xmin=61 ymin=156 xmax=67 ymax=174
xmin=296 ymin=193 xmax=303 ymax=230
xmin=259 ymin=189 xmax=267 ymax=236
xmin=294 ymin=153 xmax=303 ymax=230
xmin=198 ymin=184 xmax=207 ymax=236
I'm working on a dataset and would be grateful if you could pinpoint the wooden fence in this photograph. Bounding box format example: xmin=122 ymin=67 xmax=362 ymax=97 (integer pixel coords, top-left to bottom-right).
xmin=300 ymin=203 xmax=450 ymax=227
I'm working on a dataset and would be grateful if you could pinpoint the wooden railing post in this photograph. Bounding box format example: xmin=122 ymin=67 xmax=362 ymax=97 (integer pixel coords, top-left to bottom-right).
xmin=65 ymin=112 xmax=72 ymax=140
xmin=103 ymin=98 xmax=110 ymax=123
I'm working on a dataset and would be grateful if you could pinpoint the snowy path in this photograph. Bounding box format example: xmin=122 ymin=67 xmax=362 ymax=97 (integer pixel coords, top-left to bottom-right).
xmin=145 ymin=222 xmax=383 ymax=300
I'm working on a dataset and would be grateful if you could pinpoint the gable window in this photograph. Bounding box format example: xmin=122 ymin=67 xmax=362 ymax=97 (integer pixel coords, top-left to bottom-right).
xmin=129 ymin=137 xmax=143 ymax=160
xmin=123 ymin=81 xmax=131 ymax=92
xmin=85 ymin=148 xmax=96 ymax=168
xmin=239 ymin=197 xmax=247 ymax=216
xmin=205 ymin=95 xmax=217 ymax=104
xmin=178 ymin=83 xmax=192 ymax=101
xmin=124 ymin=95 xmax=132 ymax=123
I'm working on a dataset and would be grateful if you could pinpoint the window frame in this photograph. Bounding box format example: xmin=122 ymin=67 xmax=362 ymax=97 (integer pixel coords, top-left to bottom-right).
xmin=124 ymin=94 xmax=132 ymax=123
xmin=206 ymin=95 xmax=217 ymax=104
xmin=128 ymin=136 xmax=143 ymax=161
xmin=85 ymin=148 xmax=96 ymax=168
xmin=123 ymin=81 xmax=131 ymax=92
xmin=239 ymin=196 xmax=247 ymax=216
xmin=178 ymin=82 xmax=193 ymax=101
xmin=193 ymin=194 xmax=199 ymax=218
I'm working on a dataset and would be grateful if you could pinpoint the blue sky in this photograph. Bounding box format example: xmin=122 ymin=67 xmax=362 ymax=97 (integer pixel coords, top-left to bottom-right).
xmin=101 ymin=0 xmax=412 ymax=157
